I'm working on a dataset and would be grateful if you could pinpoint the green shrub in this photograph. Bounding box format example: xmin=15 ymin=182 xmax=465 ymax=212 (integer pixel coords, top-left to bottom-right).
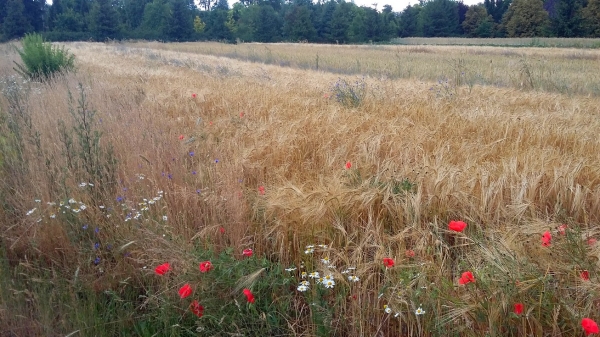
xmin=13 ymin=33 xmax=75 ymax=82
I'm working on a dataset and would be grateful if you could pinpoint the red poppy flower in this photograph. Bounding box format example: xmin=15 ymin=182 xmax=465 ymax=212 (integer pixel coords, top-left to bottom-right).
xmin=179 ymin=284 xmax=192 ymax=299
xmin=558 ymin=224 xmax=567 ymax=235
xmin=542 ymin=231 xmax=552 ymax=247
xmin=178 ymin=135 xmax=184 ymax=140
xmin=154 ymin=262 xmax=170 ymax=275
xmin=383 ymin=258 xmax=395 ymax=268
xmin=581 ymin=270 xmax=590 ymax=281
xmin=242 ymin=248 xmax=253 ymax=257
xmin=448 ymin=220 xmax=467 ymax=232
xmin=192 ymin=93 xmax=197 ymax=98
xmin=405 ymin=250 xmax=415 ymax=258
xmin=588 ymin=238 xmax=597 ymax=246
xmin=458 ymin=271 xmax=475 ymax=285
xmin=243 ymin=288 xmax=255 ymax=303
xmin=190 ymin=300 xmax=204 ymax=318
xmin=240 ymin=111 xmax=244 ymax=117
xmin=514 ymin=303 xmax=524 ymax=315
xmin=258 ymin=186 xmax=265 ymax=195
xmin=199 ymin=261 xmax=212 ymax=273
xmin=582 ymin=318 xmax=599 ymax=336
xmin=219 ymin=227 xmax=225 ymax=234
xmin=345 ymin=161 xmax=352 ymax=169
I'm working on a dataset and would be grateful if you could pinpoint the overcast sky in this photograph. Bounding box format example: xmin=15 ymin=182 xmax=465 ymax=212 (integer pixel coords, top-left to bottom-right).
xmin=229 ymin=0 xmax=484 ymax=12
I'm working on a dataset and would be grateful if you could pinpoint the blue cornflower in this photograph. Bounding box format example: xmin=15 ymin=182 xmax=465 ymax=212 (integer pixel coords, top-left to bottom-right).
xmin=192 ymin=171 xmax=197 ymax=175
xmin=82 ymin=224 xmax=88 ymax=230
xmin=95 ymin=227 xmax=100 ymax=234
xmin=215 ymin=159 xmax=219 ymax=163
xmin=168 ymin=173 xmax=173 ymax=179
xmin=94 ymin=242 xmax=100 ymax=250
xmin=93 ymin=257 xmax=101 ymax=265
xmin=189 ymin=151 xmax=195 ymax=156
xmin=116 ymin=196 xmax=123 ymax=202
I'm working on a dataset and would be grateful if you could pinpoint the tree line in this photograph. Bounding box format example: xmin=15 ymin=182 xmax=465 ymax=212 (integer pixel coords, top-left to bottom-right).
xmin=1 ymin=0 xmax=599 ymax=43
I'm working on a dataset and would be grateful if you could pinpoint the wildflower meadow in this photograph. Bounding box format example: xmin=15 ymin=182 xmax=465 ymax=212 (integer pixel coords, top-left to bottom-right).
xmin=1 ymin=40 xmax=600 ymax=336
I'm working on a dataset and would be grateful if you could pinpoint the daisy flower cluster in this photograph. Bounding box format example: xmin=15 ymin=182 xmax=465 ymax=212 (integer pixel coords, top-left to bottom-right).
xmin=286 ymin=244 xmax=361 ymax=293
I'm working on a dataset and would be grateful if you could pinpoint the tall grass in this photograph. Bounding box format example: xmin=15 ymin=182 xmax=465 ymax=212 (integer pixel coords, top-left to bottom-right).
xmin=1 ymin=41 xmax=600 ymax=336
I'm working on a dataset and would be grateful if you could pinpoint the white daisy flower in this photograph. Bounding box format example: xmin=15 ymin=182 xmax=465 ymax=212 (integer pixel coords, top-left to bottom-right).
xmin=321 ymin=257 xmax=330 ymax=264
xmin=297 ymin=285 xmax=309 ymax=292
xmin=285 ymin=267 xmax=297 ymax=272
xmin=50 ymin=214 xmax=56 ymax=219
xmin=301 ymin=271 xmax=308 ymax=279
xmin=348 ymin=275 xmax=360 ymax=282
xmin=162 ymin=215 xmax=168 ymax=221
xmin=34 ymin=199 xmax=41 ymax=203
xmin=26 ymin=208 xmax=36 ymax=216
xmin=415 ymin=307 xmax=425 ymax=315
xmin=324 ymin=280 xmax=335 ymax=288
xmin=300 ymin=280 xmax=310 ymax=286
xmin=308 ymin=272 xmax=320 ymax=279
xmin=384 ymin=305 xmax=392 ymax=314
xmin=304 ymin=248 xmax=314 ymax=254
xmin=68 ymin=198 xmax=76 ymax=204
xmin=79 ymin=182 xmax=87 ymax=187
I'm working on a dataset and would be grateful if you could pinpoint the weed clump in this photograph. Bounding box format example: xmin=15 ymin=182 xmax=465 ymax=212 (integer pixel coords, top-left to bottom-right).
xmin=332 ymin=78 xmax=366 ymax=108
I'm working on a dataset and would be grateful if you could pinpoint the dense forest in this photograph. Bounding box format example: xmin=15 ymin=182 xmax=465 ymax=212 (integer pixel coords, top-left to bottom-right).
xmin=0 ymin=0 xmax=599 ymax=43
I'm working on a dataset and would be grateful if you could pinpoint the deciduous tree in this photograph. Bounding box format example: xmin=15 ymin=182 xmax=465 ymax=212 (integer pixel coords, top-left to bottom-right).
xmin=502 ymin=0 xmax=549 ymax=37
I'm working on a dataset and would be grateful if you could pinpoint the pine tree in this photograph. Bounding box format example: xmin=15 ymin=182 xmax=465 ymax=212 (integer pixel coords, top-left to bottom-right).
xmin=462 ymin=4 xmax=494 ymax=37
xmin=551 ymin=0 xmax=585 ymax=37
xmin=399 ymin=4 xmax=422 ymax=37
xmin=139 ymin=0 xmax=170 ymax=39
xmin=284 ymin=5 xmax=317 ymax=42
xmin=2 ymin=0 xmax=32 ymax=40
xmin=418 ymin=0 xmax=460 ymax=37
xmin=484 ymin=0 xmax=512 ymax=23
xmin=329 ymin=1 xmax=354 ymax=43
xmin=89 ymin=0 xmax=120 ymax=40
xmin=348 ymin=6 xmax=366 ymax=43
xmin=48 ymin=0 xmax=64 ymax=30
xmin=169 ymin=0 xmax=193 ymax=41
xmin=317 ymin=0 xmax=336 ymax=42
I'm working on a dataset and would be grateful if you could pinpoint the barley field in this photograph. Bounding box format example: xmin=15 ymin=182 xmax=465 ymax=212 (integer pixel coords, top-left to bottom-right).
xmin=1 ymin=41 xmax=600 ymax=336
